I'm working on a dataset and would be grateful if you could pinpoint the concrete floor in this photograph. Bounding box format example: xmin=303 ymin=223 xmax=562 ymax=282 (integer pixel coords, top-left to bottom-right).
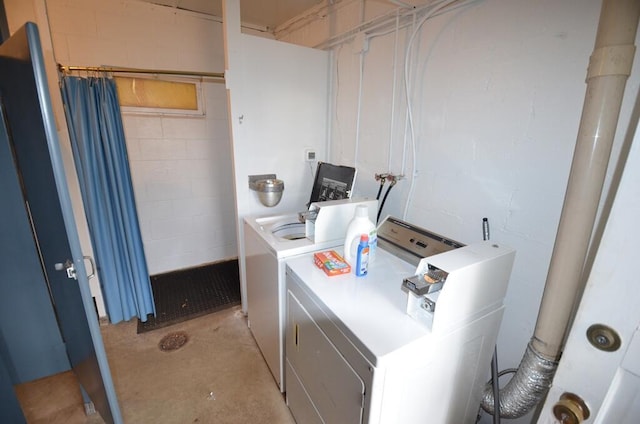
xmin=15 ymin=306 xmax=296 ymax=424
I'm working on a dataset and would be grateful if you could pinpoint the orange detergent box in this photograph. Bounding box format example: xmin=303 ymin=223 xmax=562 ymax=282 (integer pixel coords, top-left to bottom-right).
xmin=313 ymin=250 xmax=351 ymax=276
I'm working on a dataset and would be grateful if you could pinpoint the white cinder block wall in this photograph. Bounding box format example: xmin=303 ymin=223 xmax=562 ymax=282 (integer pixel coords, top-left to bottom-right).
xmin=42 ymin=0 xmax=237 ymax=278
xmin=277 ymin=0 xmax=640 ymax=422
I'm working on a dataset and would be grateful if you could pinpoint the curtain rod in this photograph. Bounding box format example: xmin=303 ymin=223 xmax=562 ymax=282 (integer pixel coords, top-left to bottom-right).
xmin=57 ymin=64 xmax=225 ymax=81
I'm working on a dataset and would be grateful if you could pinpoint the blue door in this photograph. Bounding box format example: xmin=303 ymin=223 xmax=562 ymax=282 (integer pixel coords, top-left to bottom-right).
xmin=0 ymin=23 xmax=122 ymax=423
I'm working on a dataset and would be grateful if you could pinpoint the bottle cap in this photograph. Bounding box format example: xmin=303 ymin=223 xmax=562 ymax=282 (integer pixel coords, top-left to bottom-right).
xmin=355 ymin=204 xmax=368 ymax=217
xmin=360 ymin=234 xmax=369 ymax=242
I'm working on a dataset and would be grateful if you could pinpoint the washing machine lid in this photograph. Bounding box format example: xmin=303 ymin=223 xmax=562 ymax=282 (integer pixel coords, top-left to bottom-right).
xmin=307 ymin=162 xmax=356 ymax=206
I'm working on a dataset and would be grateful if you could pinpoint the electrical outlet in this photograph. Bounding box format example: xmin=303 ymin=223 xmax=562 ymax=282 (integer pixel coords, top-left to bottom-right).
xmin=305 ymin=149 xmax=316 ymax=162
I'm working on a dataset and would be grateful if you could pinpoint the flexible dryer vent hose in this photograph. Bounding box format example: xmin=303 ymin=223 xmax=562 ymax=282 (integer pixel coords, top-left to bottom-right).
xmin=481 ymin=343 xmax=557 ymax=418
xmin=481 ymin=0 xmax=640 ymax=418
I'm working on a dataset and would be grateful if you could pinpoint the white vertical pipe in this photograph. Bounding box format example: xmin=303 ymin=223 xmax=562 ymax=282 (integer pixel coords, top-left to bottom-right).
xmin=387 ymin=10 xmax=400 ymax=172
xmin=353 ymin=45 xmax=365 ymax=164
xmin=532 ymin=0 xmax=640 ymax=360
xmin=482 ymin=0 xmax=640 ymax=418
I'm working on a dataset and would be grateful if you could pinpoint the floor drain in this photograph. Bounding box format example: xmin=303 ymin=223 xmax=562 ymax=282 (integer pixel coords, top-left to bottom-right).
xmin=158 ymin=331 xmax=188 ymax=352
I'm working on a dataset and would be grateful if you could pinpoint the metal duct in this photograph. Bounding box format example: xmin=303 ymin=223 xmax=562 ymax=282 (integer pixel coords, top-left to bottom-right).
xmin=482 ymin=0 xmax=640 ymax=418
xmin=481 ymin=343 xmax=557 ymax=418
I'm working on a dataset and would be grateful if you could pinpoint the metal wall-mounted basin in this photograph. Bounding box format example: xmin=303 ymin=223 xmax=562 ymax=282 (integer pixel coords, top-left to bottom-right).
xmin=249 ymin=174 xmax=284 ymax=207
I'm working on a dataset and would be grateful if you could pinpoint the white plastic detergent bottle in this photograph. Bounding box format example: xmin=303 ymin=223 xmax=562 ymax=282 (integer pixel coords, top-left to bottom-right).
xmin=343 ymin=204 xmax=377 ymax=263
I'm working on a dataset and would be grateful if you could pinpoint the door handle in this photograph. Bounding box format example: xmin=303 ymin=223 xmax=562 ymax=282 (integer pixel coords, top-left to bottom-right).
xmin=83 ymin=256 xmax=96 ymax=279
xmin=55 ymin=259 xmax=77 ymax=280
xmin=54 ymin=256 xmax=96 ymax=280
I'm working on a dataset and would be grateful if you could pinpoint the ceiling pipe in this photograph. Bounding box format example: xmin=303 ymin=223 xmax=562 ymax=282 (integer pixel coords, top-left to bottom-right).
xmin=387 ymin=0 xmax=415 ymax=8
xmin=482 ymin=0 xmax=640 ymax=418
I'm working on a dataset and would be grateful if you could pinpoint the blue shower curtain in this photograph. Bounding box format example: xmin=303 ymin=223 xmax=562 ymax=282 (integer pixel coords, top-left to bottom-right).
xmin=60 ymin=76 xmax=155 ymax=323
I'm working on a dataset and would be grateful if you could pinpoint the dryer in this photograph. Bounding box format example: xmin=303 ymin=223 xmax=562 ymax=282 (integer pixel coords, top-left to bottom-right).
xmin=284 ymin=216 xmax=516 ymax=423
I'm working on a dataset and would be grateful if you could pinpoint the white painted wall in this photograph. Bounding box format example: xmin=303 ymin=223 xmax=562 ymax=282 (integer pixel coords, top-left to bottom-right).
xmin=277 ymin=1 xmax=640 ymax=422
xmin=224 ymin=0 xmax=330 ymax=312
xmin=227 ymin=34 xmax=329 ymax=218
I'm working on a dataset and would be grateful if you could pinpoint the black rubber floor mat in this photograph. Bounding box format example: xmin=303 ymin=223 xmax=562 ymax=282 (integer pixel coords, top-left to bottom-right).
xmin=137 ymin=260 xmax=241 ymax=334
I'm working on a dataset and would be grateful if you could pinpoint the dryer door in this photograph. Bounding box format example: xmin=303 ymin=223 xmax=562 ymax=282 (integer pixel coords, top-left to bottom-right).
xmin=286 ymin=289 xmax=365 ymax=424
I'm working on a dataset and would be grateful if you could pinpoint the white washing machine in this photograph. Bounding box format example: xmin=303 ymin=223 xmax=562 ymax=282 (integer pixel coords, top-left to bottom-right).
xmin=244 ymin=198 xmax=377 ymax=392
xmin=284 ymin=216 xmax=516 ymax=423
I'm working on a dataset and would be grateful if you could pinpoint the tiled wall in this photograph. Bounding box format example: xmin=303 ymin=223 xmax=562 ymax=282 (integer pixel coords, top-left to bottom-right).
xmin=44 ymin=0 xmax=236 ymax=275
xmin=123 ymin=84 xmax=236 ymax=273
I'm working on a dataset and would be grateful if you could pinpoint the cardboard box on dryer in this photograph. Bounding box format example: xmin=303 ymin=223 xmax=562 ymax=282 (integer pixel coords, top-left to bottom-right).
xmin=313 ymin=250 xmax=351 ymax=276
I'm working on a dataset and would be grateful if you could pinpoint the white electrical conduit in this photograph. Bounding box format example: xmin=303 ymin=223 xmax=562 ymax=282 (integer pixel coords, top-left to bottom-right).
xmin=325 ymin=0 xmax=477 ymax=190
xmin=363 ymin=5 xmax=416 ymax=178
xmin=353 ymin=47 xmax=365 ymax=164
xmin=388 ymin=0 xmax=415 ymax=8
xmin=353 ymin=0 xmax=367 ymax=165
xmin=387 ymin=10 xmax=401 ymax=172
xmin=481 ymin=0 xmax=640 ymax=418
xmin=401 ymin=13 xmax=418 ymax=189
xmin=317 ymin=0 xmax=460 ymax=50
xmin=351 ymin=0 xmax=455 ymax=170
xmin=401 ymin=0 xmax=475 ymax=218
xmin=362 ymin=9 xmax=406 ymax=173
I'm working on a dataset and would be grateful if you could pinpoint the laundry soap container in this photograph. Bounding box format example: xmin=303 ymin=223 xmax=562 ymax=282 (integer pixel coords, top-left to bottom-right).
xmin=343 ymin=204 xmax=377 ymax=264
xmin=355 ymin=234 xmax=370 ymax=277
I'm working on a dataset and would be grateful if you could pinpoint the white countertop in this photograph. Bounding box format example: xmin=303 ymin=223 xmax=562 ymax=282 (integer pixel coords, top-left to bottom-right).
xmin=285 ymin=248 xmax=434 ymax=367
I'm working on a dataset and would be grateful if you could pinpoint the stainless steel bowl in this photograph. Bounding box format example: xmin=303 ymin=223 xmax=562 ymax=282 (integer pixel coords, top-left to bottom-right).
xmin=255 ymin=179 xmax=284 ymax=207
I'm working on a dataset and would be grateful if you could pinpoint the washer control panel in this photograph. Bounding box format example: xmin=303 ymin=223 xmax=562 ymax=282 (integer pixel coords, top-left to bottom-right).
xmin=377 ymin=216 xmax=464 ymax=265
